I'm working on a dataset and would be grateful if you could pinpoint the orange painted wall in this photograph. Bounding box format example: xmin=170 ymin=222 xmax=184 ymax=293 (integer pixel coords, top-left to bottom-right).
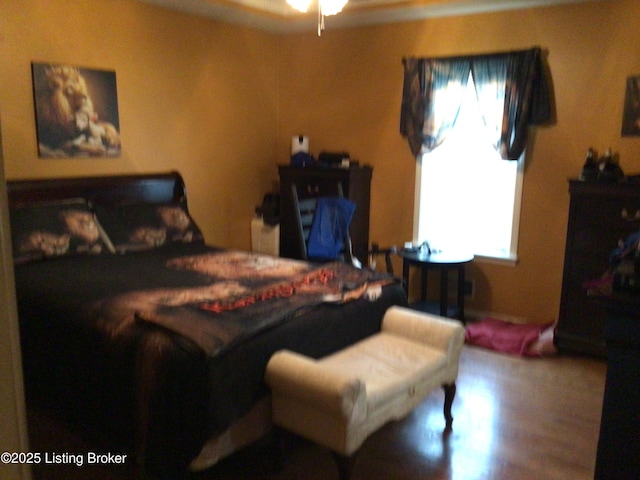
xmin=276 ymin=0 xmax=640 ymax=323
xmin=1 ymin=0 xmax=640 ymax=324
xmin=0 ymin=0 xmax=279 ymax=250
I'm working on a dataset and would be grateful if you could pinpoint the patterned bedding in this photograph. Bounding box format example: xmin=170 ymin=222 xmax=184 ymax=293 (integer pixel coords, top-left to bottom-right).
xmin=14 ymin=242 xmax=405 ymax=475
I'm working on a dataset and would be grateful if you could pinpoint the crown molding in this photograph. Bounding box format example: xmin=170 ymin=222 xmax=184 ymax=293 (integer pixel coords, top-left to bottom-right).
xmin=136 ymin=0 xmax=601 ymax=33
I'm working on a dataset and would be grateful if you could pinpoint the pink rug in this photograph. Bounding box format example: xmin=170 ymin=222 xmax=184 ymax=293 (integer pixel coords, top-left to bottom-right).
xmin=465 ymin=317 xmax=557 ymax=357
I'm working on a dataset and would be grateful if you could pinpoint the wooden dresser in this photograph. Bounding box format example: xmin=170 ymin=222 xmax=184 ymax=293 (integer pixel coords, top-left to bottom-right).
xmin=556 ymin=179 xmax=640 ymax=357
xmin=278 ymin=165 xmax=372 ymax=262
xmin=594 ymin=299 xmax=640 ymax=479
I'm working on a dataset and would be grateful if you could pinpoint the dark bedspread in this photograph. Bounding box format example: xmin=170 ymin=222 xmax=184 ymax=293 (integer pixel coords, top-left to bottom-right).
xmin=14 ymin=243 xmax=406 ymax=475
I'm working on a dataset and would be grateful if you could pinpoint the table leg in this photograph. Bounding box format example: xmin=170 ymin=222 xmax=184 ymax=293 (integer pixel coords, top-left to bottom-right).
xmin=420 ymin=267 xmax=428 ymax=301
xmin=402 ymin=259 xmax=409 ymax=296
xmin=440 ymin=268 xmax=448 ymax=317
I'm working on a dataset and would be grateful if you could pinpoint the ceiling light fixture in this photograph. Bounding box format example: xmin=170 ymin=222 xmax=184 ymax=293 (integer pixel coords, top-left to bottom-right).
xmin=287 ymin=0 xmax=348 ymax=36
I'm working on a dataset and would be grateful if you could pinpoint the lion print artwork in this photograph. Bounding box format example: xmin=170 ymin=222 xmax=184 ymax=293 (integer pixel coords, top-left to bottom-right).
xmin=32 ymin=63 xmax=121 ymax=158
xmin=17 ymin=208 xmax=105 ymax=260
xmin=19 ymin=231 xmax=71 ymax=258
xmin=60 ymin=209 xmax=104 ymax=254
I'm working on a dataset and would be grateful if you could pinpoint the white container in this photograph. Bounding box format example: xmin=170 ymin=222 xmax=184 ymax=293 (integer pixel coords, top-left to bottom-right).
xmin=251 ymin=217 xmax=280 ymax=256
xmin=291 ymin=135 xmax=309 ymax=154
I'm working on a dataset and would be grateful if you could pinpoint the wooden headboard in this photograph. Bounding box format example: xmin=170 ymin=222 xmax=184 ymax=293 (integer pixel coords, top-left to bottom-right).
xmin=7 ymin=171 xmax=187 ymax=209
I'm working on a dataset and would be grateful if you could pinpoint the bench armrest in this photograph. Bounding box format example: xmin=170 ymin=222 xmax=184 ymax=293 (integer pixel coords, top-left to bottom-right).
xmin=382 ymin=306 xmax=465 ymax=355
xmin=265 ymin=350 xmax=366 ymax=419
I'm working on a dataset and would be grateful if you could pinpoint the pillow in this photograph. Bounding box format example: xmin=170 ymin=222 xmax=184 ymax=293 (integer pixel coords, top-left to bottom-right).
xmin=94 ymin=202 xmax=204 ymax=254
xmin=10 ymin=198 xmax=112 ymax=264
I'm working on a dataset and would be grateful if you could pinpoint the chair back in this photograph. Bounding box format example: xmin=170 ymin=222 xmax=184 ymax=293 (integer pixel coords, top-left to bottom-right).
xmin=291 ymin=183 xmax=355 ymax=264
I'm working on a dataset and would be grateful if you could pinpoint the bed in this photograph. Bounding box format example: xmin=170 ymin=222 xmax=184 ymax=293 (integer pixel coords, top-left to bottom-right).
xmin=7 ymin=171 xmax=407 ymax=477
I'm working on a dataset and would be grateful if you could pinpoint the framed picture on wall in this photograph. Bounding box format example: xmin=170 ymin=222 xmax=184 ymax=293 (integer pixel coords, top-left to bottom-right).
xmin=621 ymin=75 xmax=640 ymax=137
xmin=31 ymin=62 xmax=121 ymax=158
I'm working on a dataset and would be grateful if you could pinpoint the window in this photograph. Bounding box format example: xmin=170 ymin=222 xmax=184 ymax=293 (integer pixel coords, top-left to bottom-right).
xmin=414 ymin=74 xmax=524 ymax=263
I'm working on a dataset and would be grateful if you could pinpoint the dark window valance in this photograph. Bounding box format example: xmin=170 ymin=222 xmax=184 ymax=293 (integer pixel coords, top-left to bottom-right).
xmin=399 ymin=47 xmax=553 ymax=160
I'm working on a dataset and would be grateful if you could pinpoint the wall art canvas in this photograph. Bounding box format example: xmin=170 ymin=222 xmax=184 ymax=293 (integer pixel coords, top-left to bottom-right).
xmin=32 ymin=62 xmax=121 ymax=158
xmin=622 ymin=75 xmax=640 ymax=137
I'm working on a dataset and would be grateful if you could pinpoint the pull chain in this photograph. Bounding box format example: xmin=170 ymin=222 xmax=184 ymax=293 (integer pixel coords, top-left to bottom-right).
xmin=318 ymin=7 xmax=324 ymax=36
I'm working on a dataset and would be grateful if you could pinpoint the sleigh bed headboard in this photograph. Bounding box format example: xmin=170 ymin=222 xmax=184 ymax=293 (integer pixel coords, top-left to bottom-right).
xmin=7 ymin=171 xmax=187 ymax=209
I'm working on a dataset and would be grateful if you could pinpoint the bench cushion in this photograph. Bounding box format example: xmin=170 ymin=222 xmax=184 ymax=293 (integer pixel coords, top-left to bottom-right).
xmin=320 ymin=333 xmax=446 ymax=412
xmin=265 ymin=306 xmax=465 ymax=456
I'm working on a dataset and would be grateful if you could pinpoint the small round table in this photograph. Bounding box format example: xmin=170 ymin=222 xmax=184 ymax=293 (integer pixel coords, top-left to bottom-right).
xmin=398 ymin=249 xmax=474 ymax=321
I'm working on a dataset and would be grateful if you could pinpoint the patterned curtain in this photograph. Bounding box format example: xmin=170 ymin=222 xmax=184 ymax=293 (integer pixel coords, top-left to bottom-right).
xmin=399 ymin=58 xmax=427 ymax=157
xmin=400 ymin=47 xmax=552 ymax=160
xmin=471 ymin=54 xmax=507 ymax=154
xmin=400 ymin=58 xmax=470 ymax=157
xmin=499 ymin=48 xmax=552 ymax=159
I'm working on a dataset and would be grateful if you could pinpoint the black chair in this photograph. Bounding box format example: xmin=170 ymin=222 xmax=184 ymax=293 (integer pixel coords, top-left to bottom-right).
xmin=291 ymin=183 xmax=396 ymax=274
xmin=367 ymin=243 xmax=397 ymax=275
xmin=291 ymin=183 xmax=357 ymax=265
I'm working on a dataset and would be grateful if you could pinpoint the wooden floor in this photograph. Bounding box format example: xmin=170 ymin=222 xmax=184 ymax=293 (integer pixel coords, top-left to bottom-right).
xmin=27 ymin=345 xmax=607 ymax=480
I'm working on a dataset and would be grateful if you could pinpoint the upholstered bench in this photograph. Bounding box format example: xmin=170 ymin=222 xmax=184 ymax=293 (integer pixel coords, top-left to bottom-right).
xmin=265 ymin=305 xmax=465 ymax=480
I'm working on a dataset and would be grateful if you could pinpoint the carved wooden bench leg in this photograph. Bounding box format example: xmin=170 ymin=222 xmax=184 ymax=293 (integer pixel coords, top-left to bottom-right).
xmin=331 ymin=451 xmax=357 ymax=480
xmin=443 ymin=383 xmax=457 ymax=432
xmin=269 ymin=426 xmax=287 ymax=473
